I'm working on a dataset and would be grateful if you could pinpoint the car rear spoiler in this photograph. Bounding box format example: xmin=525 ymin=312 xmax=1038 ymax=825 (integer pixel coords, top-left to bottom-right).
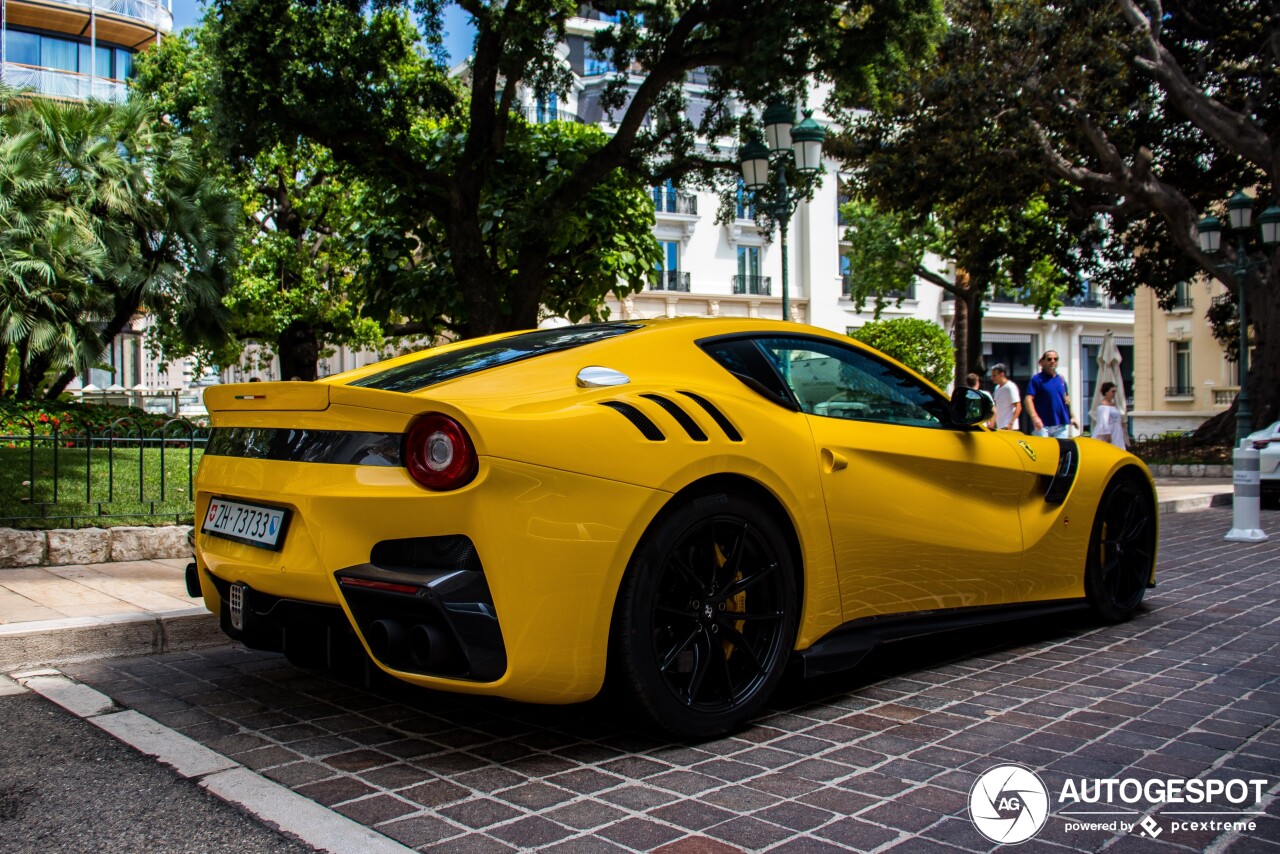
xmin=204 ymin=381 xmax=331 ymax=412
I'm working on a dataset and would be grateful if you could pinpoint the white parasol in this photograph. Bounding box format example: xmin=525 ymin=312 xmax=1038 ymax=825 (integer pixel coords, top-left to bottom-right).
xmin=1092 ymin=331 xmax=1128 ymax=443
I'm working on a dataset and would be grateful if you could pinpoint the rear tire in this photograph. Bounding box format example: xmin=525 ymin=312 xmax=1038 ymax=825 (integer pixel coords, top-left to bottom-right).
xmin=613 ymin=492 xmax=798 ymax=739
xmin=1084 ymin=475 xmax=1156 ymax=623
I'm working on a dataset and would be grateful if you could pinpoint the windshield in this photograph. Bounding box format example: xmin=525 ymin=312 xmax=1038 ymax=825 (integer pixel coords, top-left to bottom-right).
xmin=349 ymin=323 xmax=640 ymax=393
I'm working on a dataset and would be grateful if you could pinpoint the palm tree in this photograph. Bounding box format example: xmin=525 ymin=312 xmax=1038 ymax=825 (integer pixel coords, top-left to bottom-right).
xmin=0 ymin=88 xmax=239 ymax=399
xmin=0 ymin=88 xmax=107 ymax=397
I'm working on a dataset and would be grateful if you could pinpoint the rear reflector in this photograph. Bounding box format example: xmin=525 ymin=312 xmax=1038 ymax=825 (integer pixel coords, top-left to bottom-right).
xmin=339 ymin=577 xmax=421 ymax=595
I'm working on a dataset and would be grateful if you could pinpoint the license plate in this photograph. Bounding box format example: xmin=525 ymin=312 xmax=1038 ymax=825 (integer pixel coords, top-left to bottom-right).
xmin=202 ymin=497 xmax=289 ymax=550
xmin=229 ymin=582 xmax=246 ymax=631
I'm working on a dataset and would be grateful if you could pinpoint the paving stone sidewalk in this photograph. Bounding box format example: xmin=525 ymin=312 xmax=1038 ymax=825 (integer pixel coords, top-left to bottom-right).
xmin=47 ymin=506 xmax=1279 ymax=853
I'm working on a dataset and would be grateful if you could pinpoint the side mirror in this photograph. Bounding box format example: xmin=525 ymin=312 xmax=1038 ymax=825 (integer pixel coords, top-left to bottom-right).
xmin=951 ymin=387 xmax=994 ymax=426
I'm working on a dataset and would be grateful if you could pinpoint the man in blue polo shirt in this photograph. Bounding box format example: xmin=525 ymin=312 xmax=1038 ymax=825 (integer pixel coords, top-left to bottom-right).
xmin=1024 ymin=350 xmax=1079 ymax=438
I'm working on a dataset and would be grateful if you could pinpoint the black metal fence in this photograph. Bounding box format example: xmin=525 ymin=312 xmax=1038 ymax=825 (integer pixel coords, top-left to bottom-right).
xmin=0 ymin=415 xmax=207 ymax=528
xmin=1127 ymin=431 xmax=1231 ymax=466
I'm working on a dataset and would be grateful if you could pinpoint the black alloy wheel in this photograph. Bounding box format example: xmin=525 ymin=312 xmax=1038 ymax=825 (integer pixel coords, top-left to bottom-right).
xmin=615 ymin=493 xmax=798 ymax=738
xmin=1085 ymin=475 xmax=1156 ymax=623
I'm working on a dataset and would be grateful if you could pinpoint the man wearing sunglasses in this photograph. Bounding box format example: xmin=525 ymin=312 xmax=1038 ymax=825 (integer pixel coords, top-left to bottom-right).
xmin=1024 ymin=350 xmax=1079 ymax=438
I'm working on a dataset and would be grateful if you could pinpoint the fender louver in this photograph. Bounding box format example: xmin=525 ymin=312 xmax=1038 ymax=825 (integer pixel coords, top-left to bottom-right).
xmin=678 ymin=392 xmax=743 ymax=442
xmin=600 ymin=401 xmax=665 ymax=441
xmin=641 ymin=394 xmax=708 ymax=441
xmin=1044 ymin=438 xmax=1079 ymax=504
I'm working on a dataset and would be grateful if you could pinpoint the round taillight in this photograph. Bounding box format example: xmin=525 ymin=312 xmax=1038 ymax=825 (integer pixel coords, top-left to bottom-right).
xmin=403 ymin=414 xmax=478 ymax=490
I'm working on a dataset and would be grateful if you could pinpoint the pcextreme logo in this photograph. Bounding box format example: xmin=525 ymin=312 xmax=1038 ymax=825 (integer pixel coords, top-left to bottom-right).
xmin=969 ymin=765 xmax=1050 ymax=845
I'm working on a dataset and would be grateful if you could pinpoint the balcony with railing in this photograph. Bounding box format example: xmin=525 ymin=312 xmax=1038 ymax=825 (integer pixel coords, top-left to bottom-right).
xmin=511 ymin=106 xmax=587 ymax=125
xmin=1165 ymin=385 xmax=1196 ymax=399
xmin=1214 ymin=387 xmax=1239 ymax=406
xmin=983 ymin=290 xmax=1132 ymax=310
xmin=10 ymin=0 xmax=173 ymax=34
xmin=0 ymin=63 xmax=127 ymax=102
xmin=650 ymin=271 xmax=691 ymax=292
xmin=652 ymin=190 xmax=697 ymax=216
xmin=732 ymin=275 xmax=772 ymax=296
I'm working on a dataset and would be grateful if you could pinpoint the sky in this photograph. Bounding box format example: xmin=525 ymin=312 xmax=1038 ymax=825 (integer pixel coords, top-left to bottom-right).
xmin=167 ymin=0 xmax=475 ymax=63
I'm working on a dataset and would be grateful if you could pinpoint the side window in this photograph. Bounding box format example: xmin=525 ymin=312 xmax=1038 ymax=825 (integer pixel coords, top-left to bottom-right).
xmin=700 ymin=338 xmax=793 ymax=407
xmin=757 ymin=338 xmax=948 ymax=428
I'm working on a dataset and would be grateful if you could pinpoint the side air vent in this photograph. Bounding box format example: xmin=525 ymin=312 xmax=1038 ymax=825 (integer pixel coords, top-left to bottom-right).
xmin=678 ymin=392 xmax=743 ymax=442
xmin=1043 ymin=438 xmax=1079 ymax=504
xmin=600 ymin=401 xmax=666 ymax=441
xmin=641 ymin=394 xmax=708 ymax=441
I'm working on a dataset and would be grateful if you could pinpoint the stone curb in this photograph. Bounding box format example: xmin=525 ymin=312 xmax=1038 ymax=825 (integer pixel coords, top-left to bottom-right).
xmin=0 ymin=525 xmax=193 ymax=569
xmin=0 ymin=607 xmax=223 ymax=670
xmin=1159 ymin=492 xmax=1233 ymax=515
xmin=1148 ymin=463 xmax=1232 ymax=477
xmin=15 ymin=673 xmax=414 ymax=854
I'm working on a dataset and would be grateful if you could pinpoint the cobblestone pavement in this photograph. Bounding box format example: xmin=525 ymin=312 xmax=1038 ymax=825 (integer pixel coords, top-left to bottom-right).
xmin=61 ymin=506 xmax=1279 ymax=853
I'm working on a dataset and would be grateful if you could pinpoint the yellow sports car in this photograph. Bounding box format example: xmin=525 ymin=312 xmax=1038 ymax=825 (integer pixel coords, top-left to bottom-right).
xmin=191 ymin=318 xmax=1157 ymax=737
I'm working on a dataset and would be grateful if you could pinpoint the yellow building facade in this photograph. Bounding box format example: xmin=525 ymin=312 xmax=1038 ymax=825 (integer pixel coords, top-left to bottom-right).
xmin=1130 ymin=276 xmax=1236 ymax=436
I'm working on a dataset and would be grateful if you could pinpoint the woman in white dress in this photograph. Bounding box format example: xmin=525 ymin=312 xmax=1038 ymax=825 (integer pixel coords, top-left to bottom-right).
xmin=1091 ymin=382 xmax=1127 ymax=449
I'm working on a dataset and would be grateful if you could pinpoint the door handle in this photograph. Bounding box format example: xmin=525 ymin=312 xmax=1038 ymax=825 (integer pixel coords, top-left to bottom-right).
xmin=821 ymin=448 xmax=848 ymax=473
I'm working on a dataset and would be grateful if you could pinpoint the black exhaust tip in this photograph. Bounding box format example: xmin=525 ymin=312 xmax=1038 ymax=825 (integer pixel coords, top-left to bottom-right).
xmin=185 ymin=562 xmax=202 ymax=598
xmin=367 ymin=619 xmax=408 ymax=663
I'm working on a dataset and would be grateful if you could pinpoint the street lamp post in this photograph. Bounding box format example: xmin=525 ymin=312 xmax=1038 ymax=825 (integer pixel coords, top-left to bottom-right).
xmin=1198 ymin=191 xmax=1280 ymax=543
xmin=738 ymin=103 xmax=826 ymax=321
xmin=1197 ymin=191 xmax=1280 ymax=445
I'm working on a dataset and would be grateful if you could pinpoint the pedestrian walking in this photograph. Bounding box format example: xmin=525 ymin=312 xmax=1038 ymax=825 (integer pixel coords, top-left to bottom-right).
xmin=1090 ymin=381 xmax=1127 ymax=449
xmin=1024 ymin=350 xmax=1078 ymax=438
xmin=989 ymin=363 xmax=1022 ymax=431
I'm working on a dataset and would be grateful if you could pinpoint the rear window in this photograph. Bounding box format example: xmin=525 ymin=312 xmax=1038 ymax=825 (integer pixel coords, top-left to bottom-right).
xmin=349 ymin=323 xmax=641 ymax=393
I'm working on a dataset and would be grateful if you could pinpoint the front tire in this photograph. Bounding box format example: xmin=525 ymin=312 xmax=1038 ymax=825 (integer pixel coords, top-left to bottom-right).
xmin=613 ymin=493 xmax=798 ymax=739
xmin=1084 ymin=474 xmax=1156 ymax=623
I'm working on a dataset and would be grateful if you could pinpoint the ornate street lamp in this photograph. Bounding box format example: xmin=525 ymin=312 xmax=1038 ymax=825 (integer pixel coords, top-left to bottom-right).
xmin=737 ymin=102 xmax=826 ymax=321
xmin=1197 ymin=191 xmax=1280 ymax=446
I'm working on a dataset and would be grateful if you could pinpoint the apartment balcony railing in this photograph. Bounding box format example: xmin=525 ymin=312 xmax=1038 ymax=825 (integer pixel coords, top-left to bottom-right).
xmin=1170 ymin=296 xmax=1194 ymax=311
xmin=1214 ymin=387 xmax=1239 ymax=406
xmin=38 ymin=0 xmax=173 ymax=31
xmin=1165 ymin=385 xmax=1195 ymax=398
xmin=652 ymin=192 xmax=697 ymax=215
xmin=511 ymin=106 xmax=587 ymax=125
xmin=0 ymin=63 xmax=128 ymax=102
xmin=986 ymin=291 xmax=1131 ymax=310
xmin=732 ymin=275 xmax=771 ymax=296
xmin=650 ymin=271 xmax=691 ymax=292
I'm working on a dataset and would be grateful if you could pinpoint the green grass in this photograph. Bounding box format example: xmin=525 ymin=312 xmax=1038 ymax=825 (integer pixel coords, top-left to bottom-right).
xmin=0 ymin=445 xmax=202 ymax=529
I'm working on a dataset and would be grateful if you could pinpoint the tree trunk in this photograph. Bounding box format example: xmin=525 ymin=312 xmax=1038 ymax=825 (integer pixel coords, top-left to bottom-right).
xmin=1193 ymin=269 xmax=1280 ymax=445
xmin=967 ymin=303 xmax=986 ymax=382
xmin=276 ymin=320 xmax=320 ymax=381
xmin=44 ymin=368 xmax=78 ymax=401
xmin=16 ymin=343 xmax=49 ymax=401
xmin=0 ymin=341 xmax=8 ymax=398
xmin=952 ymin=293 xmax=970 ymax=389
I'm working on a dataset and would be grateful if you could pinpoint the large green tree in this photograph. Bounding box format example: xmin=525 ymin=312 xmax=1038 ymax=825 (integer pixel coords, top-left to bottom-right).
xmin=134 ymin=29 xmax=383 ymax=381
xmin=0 ymin=91 xmax=237 ymax=399
xmin=839 ymin=197 xmax=1073 ymax=389
xmin=200 ymin=0 xmax=943 ymax=338
xmin=853 ymin=0 xmax=1275 ymax=442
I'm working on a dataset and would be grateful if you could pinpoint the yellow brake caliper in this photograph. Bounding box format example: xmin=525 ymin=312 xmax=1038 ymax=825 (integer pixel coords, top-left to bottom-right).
xmin=715 ymin=543 xmax=748 ymax=658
